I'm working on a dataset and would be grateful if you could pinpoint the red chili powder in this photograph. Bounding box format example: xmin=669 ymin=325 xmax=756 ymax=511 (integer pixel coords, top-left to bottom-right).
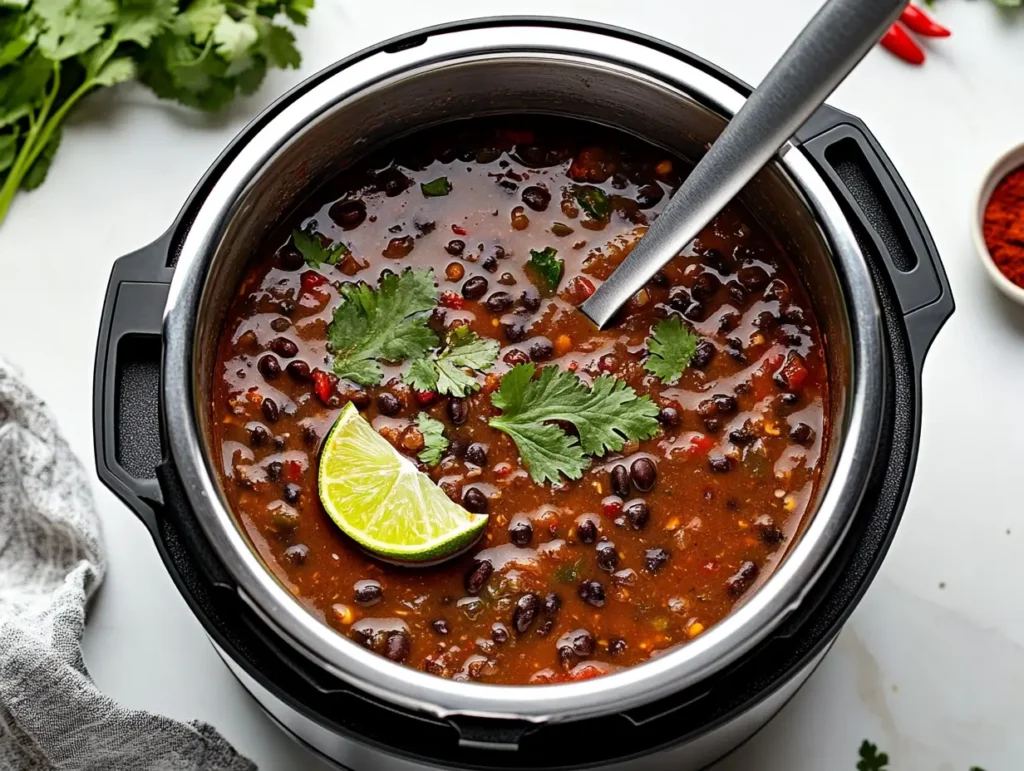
xmin=983 ymin=166 xmax=1024 ymax=289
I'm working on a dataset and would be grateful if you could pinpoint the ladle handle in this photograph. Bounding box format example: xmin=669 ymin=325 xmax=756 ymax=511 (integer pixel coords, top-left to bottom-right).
xmin=580 ymin=0 xmax=908 ymax=328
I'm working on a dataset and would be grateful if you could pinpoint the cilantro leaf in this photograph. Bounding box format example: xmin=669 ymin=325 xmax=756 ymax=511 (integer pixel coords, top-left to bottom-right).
xmin=293 ymin=228 xmax=349 ymax=268
xmin=417 ymin=413 xmax=449 ymax=466
xmin=574 ymin=185 xmax=611 ymax=219
xmin=489 ymin=363 xmax=660 ymax=484
xmin=404 ymin=326 xmax=499 ymax=397
xmin=857 ymin=741 xmax=890 ymax=771
xmin=528 ymin=247 xmax=563 ymax=294
xmin=420 ymin=176 xmax=451 ymax=197
xmin=553 ymin=557 xmax=583 ymax=583
xmin=328 ymin=268 xmax=439 ymax=386
xmin=644 ymin=317 xmax=700 ymax=385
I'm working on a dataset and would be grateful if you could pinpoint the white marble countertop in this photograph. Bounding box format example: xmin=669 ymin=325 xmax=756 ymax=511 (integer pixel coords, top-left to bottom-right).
xmin=1 ymin=1 xmax=1022 ymax=768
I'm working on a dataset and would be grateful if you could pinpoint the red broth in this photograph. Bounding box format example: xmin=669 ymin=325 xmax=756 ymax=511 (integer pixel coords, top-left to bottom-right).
xmin=210 ymin=118 xmax=828 ymax=685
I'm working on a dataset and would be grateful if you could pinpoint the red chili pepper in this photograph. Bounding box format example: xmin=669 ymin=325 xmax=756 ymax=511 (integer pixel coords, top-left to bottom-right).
xmin=439 ymin=290 xmax=465 ymax=310
xmin=687 ymin=434 xmax=714 ymax=456
xmin=451 ymin=224 xmax=468 ymax=236
xmin=900 ymin=4 xmax=950 ymax=38
xmin=301 ymin=270 xmax=327 ymax=291
xmin=880 ymin=23 xmax=925 ymax=65
xmin=414 ymin=390 xmax=437 ymax=407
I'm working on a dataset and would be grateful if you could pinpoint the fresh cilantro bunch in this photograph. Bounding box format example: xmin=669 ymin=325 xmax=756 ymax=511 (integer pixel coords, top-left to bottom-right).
xmin=0 ymin=0 xmax=310 ymax=224
xmin=405 ymin=325 xmax=499 ymax=398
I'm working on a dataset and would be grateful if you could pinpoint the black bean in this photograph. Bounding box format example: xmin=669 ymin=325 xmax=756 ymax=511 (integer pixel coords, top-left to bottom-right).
xmin=520 ymin=289 xmax=542 ymax=312
xmin=780 ymin=392 xmax=800 ymax=406
xmin=543 ymin=593 xmax=561 ymax=615
xmin=625 ymin=500 xmax=650 ymax=531
xmin=445 ymin=239 xmax=466 ymax=256
xmin=462 ymin=276 xmax=489 ymax=301
xmin=789 ymin=422 xmax=814 ymax=444
xmin=465 ymin=559 xmax=493 ymax=594
xmin=248 ymin=424 xmax=269 ymax=446
xmin=609 ymin=638 xmax=628 ymax=656
xmin=271 ymin=337 xmax=299 ymax=358
xmin=529 ymin=338 xmax=554 ymax=362
xmin=630 ymin=458 xmax=657 ymax=492
xmin=484 ymin=291 xmax=514 ymax=313
xmin=712 ymin=394 xmax=738 ymax=414
xmin=261 ymin=398 xmax=280 ymax=423
xmin=636 ymin=183 xmax=664 ymax=209
xmin=558 ymin=644 xmax=575 ymax=668
xmin=266 ymin=461 xmax=283 ymax=481
xmin=596 ymin=542 xmax=619 ymax=572
xmin=782 ymin=306 xmax=806 ymax=326
xmin=509 ymin=519 xmax=533 ymax=547
xmin=610 ymin=464 xmax=631 ymax=498
xmin=503 ymin=321 xmax=527 ymax=343
xmin=283 ymin=483 xmax=301 ymax=504
xmin=447 ymin=438 xmax=468 ymax=459
xmin=384 ymin=632 xmax=410 ymax=662
xmin=702 ymin=417 xmax=722 ymax=433
xmin=329 ymin=199 xmax=367 ymax=230
xmin=481 ymin=256 xmax=498 ymax=273
xmin=503 ymin=348 xmax=530 ymax=366
xmin=754 ymin=311 xmax=778 ymax=331
xmin=726 ymin=561 xmax=759 ymax=596
xmin=683 ymin=301 xmax=706 ymax=321
xmin=354 ymin=580 xmax=383 ymax=606
xmin=277 ymin=245 xmax=304 ymax=271
xmin=729 ymin=428 xmax=755 ymax=446
xmin=499 ymin=272 xmax=516 ymax=285
xmin=447 ymin=398 xmax=468 ymax=425
xmin=513 ymin=593 xmax=540 ymax=634
xmin=377 ymin=392 xmax=402 ymax=416
xmin=691 ymin=339 xmax=717 ymax=369
xmin=737 ymin=265 xmax=770 ymax=292
xmin=462 ymin=486 xmax=488 ymax=513
xmin=283 ymin=543 xmax=309 ymax=566
xmin=536 ymin=619 xmax=554 ymax=637
xmin=577 ymin=518 xmax=598 ymax=544
xmin=708 ymin=455 xmax=732 ymax=473
xmin=464 ymin=443 xmax=488 ymax=467
xmin=270 ymin=317 xmax=291 ymax=333
xmin=286 ymin=360 xmax=311 ymax=380
xmin=349 ymin=390 xmax=371 ymax=408
xmin=703 ymin=248 xmax=731 ymax=275
xmin=657 ymin=406 xmax=680 ymax=427
xmin=258 ymin=355 xmax=280 ymax=380
xmin=432 ymin=619 xmax=450 ymax=635
xmin=521 ymin=185 xmax=551 ymax=211
xmin=644 ymin=547 xmax=670 ymax=573
xmin=727 ymin=281 xmax=748 ymax=305
xmin=691 ymin=272 xmax=720 ymax=301
xmin=273 ymin=435 xmax=286 ymax=450
xmin=668 ymin=287 xmax=691 ymax=312
xmin=578 ymin=579 xmax=606 ymax=608
xmin=754 ymin=514 xmax=784 ymax=545
xmin=491 ymin=623 xmax=510 ymax=644
xmin=301 ymin=424 xmax=319 ymax=446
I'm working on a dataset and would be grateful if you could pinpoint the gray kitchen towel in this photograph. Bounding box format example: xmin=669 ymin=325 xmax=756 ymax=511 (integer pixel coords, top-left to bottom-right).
xmin=0 ymin=358 xmax=256 ymax=771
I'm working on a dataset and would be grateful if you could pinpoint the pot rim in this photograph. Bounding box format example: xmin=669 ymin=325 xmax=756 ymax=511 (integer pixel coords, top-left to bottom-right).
xmin=161 ymin=20 xmax=884 ymax=724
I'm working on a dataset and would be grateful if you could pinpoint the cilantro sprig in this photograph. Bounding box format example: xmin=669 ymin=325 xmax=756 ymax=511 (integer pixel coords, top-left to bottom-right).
xmin=573 ymin=185 xmax=611 ymax=219
xmin=489 ymin=363 xmax=660 ymax=484
xmin=416 ymin=413 xmax=448 ymax=466
xmin=294 ymin=228 xmax=349 ymax=268
xmin=528 ymin=246 xmax=563 ymax=294
xmin=327 ymin=268 xmax=439 ymax=386
xmin=404 ymin=325 xmax=499 ymax=397
xmin=858 ymin=741 xmax=889 ymax=771
xmin=644 ymin=317 xmax=700 ymax=385
xmin=0 ymin=0 xmax=310 ymax=226
xmin=420 ymin=176 xmax=451 ymax=197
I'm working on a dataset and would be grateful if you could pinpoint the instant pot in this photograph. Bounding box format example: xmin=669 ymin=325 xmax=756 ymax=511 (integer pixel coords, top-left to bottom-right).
xmin=92 ymin=19 xmax=953 ymax=770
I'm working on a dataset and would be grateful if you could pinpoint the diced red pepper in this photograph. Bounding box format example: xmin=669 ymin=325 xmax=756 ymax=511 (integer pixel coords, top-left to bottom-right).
xmin=565 ymin=275 xmax=596 ymax=305
xmin=312 ymin=368 xmax=338 ymax=404
xmin=602 ymin=498 xmax=623 ymax=517
xmin=415 ymin=390 xmax=437 ymax=407
xmin=285 ymin=460 xmax=302 ymax=482
xmin=570 ymin=664 xmax=604 ymax=681
xmin=451 ymin=224 xmax=468 ymax=236
xmin=439 ymin=290 xmax=465 ymax=310
xmin=301 ymin=270 xmax=327 ymax=291
xmin=687 ymin=433 xmax=715 ymax=456
xmin=778 ymin=352 xmax=809 ymax=392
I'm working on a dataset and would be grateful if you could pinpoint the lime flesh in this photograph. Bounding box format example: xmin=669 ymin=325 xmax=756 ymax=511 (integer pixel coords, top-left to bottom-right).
xmin=317 ymin=403 xmax=487 ymax=563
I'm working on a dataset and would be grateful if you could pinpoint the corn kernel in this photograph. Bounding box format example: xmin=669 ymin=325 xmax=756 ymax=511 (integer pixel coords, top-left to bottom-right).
xmin=764 ymin=421 xmax=781 ymax=436
xmin=655 ymin=160 xmax=673 ymax=176
xmin=783 ymin=494 xmax=797 ymax=513
xmin=687 ymin=622 xmax=705 ymax=638
xmin=555 ymin=334 xmax=573 ymax=356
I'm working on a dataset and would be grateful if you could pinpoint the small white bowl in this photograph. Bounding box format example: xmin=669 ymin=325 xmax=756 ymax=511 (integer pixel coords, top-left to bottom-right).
xmin=972 ymin=142 xmax=1024 ymax=306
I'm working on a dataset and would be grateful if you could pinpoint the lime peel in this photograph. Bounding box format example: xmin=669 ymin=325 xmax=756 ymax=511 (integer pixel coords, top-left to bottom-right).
xmin=317 ymin=403 xmax=487 ymax=562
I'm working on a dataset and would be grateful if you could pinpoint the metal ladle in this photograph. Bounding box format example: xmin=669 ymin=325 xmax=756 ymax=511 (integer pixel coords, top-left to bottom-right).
xmin=579 ymin=0 xmax=908 ymax=328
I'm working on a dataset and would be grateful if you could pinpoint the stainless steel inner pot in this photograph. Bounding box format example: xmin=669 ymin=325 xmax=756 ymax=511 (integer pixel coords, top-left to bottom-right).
xmin=161 ymin=25 xmax=884 ymax=725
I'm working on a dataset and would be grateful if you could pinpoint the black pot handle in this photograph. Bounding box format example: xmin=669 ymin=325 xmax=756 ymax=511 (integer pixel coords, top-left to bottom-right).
xmin=93 ymin=230 xmax=174 ymax=534
xmin=796 ymin=107 xmax=955 ymax=370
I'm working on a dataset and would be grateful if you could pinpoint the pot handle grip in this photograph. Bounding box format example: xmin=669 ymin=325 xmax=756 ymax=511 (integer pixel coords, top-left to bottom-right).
xmin=798 ymin=111 xmax=954 ymax=370
xmin=93 ymin=231 xmax=175 ymax=533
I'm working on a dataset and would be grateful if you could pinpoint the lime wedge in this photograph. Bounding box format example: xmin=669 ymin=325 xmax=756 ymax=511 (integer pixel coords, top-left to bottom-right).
xmin=317 ymin=403 xmax=487 ymax=563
